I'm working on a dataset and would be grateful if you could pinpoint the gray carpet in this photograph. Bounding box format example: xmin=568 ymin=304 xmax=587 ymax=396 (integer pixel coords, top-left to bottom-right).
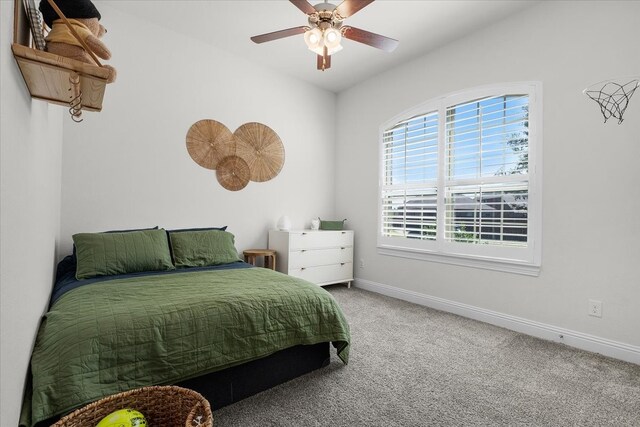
xmin=214 ymin=287 xmax=640 ymax=426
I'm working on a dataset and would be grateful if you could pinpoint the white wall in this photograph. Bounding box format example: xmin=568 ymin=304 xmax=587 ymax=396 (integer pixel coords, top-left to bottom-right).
xmin=0 ymin=1 xmax=64 ymax=425
xmin=59 ymin=3 xmax=337 ymax=254
xmin=336 ymin=1 xmax=640 ymax=348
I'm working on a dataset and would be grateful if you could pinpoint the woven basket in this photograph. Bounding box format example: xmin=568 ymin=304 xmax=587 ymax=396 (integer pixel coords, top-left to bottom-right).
xmin=52 ymin=385 xmax=213 ymax=427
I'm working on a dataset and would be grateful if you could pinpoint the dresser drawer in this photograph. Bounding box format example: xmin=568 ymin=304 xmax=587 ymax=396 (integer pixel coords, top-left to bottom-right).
xmin=289 ymin=247 xmax=353 ymax=269
xmin=289 ymin=231 xmax=353 ymax=249
xmin=290 ymin=262 xmax=353 ymax=286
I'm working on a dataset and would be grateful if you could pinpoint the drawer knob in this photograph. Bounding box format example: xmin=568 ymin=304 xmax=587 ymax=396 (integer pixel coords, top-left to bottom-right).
xmin=340 ymin=247 xmax=345 ymax=250
xmin=340 ymin=263 xmax=346 ymax=266
xmin=302 ymin=232 xmax=307 ymax=235
xmin=301 ymin=249 xmax=306 ymax=253
xmin=301 ymin=267 xmax=306 ymax=270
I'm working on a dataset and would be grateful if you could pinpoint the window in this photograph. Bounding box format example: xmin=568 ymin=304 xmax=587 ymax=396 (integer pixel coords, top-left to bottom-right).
xmin=378 ymin=83 xmax=542 ymax=275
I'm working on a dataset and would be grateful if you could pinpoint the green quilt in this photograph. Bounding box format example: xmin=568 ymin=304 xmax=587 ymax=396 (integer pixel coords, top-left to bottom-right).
xmin=20 ymin=267 xmax=350 ymax=426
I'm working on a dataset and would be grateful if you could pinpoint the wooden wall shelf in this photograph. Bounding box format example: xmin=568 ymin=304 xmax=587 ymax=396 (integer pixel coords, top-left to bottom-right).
xmin=12 ymin=0 xmax=110 ymax=116
xmin=12 ymin=44 xmax=109 ymax=112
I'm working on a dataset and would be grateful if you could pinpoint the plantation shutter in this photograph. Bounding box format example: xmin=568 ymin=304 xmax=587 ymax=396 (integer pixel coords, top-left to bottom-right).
xmin=444 ymin=95 xmax=530 ymax=246
xmin=378 ymin=83 xmax=541 ymax=273
xmin=381 ymin=111 xmax=438 ymax=239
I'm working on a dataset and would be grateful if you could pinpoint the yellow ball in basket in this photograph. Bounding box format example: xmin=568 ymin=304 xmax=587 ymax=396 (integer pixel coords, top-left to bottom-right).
xmin=95 ymin=408 xmax=147 ymax=427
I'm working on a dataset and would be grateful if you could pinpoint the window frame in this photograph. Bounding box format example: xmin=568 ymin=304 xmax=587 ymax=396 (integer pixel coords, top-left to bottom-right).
xmin=377 ymin=82 xmax=542 ymax=276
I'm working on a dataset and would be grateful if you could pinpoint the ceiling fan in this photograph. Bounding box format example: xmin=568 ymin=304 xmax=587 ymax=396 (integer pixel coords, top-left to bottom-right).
xmin=250 ymin=0 xmax=399 ymax=71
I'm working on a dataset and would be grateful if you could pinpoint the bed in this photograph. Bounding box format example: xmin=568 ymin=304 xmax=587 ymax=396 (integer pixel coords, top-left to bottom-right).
xmin=19 ymin=228 xmax=350 ymax=427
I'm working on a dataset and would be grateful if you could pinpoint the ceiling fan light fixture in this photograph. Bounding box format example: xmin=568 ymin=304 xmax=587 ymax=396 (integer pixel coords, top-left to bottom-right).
xmin=250 ymin=0 xmax=397 ymax=71
xmin=323 ymin=27 xmax=342 ymax=55
xmin=324 ymin=27 xmax=341 ymax=46
xmin=304 ymin=27 xmax=323 ymax=52
xmin=326 ymin=44 xmax=343 ymax=55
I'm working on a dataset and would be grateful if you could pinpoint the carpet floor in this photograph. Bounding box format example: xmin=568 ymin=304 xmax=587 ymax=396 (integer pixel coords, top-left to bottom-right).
xmin=214 ymin=286 xmax=640 ymax=426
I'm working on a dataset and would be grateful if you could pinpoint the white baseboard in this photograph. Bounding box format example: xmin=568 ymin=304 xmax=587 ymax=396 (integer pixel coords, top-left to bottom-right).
xmin=354 ymin=278 xmax=640 ymax=365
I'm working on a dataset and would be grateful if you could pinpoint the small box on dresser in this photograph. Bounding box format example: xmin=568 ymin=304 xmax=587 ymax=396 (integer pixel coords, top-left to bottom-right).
xmin=268 ymin=230 xmax=354 ymax=288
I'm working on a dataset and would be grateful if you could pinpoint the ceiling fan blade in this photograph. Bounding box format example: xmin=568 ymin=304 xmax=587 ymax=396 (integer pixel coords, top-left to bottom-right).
xmin=250 ymin=26 xmax=308 ymax=44
xmin=335 ymin=0 xmax=375 ymax=19
xmin=290 ymin=0 xmax=316 ymax=15
xmin=317 ymin=47 xmax=331 ymax=71
xmin=342 ymin=26 xmax=399 ymax=52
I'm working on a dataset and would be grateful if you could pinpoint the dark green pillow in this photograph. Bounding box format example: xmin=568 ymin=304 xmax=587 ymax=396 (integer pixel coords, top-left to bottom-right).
xmin=73 ymin=229 xmax=174 ymax=280
xmin=168 ymin=230 xmax=241 ymax=268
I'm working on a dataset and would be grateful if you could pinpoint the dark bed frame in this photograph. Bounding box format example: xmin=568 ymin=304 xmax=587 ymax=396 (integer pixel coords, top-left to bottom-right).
xmin=177 ymin=342 xmax=330 ymax=409
xmin=36 ymin=342 xmax=330 ymax=426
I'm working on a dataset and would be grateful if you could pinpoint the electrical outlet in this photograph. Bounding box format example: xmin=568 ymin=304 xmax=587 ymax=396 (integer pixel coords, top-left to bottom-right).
xmin=359 ymin=258 xmax=365 ymax=268
xmin=588 ymin=300 xmax=602 ymax=318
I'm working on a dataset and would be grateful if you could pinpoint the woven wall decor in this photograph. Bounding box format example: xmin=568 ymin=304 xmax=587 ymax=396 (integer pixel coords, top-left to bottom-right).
xmin=186 ymin=120 xmax=234 ymax=170
xmin=215 ymin=155 xmax=251 ymax=191
xmin=186 ymin=119 xmax=284 ymax=191
xmin=234 ymin=122 xmax=285 ymax=183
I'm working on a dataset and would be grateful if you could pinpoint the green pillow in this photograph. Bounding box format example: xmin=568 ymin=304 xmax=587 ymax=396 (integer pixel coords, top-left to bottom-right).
xmin=73 ymin=229 xmax=174 ymax=280
xmin=169 ymin=230 xmax=241 ymax=268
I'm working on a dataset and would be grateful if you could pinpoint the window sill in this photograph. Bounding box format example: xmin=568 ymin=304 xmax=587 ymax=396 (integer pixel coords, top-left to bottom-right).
xmin=377 ymin=245 xmax=541 ymax=276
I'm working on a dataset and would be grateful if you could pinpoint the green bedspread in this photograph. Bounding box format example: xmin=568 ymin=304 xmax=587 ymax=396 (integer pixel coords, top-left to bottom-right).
xmin=20 ymin=267 xmax=350 ymax=426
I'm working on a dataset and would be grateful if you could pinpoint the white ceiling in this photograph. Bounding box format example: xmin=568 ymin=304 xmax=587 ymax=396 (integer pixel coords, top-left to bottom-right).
xmin=106 ymin=1 xmax=537 ymax=93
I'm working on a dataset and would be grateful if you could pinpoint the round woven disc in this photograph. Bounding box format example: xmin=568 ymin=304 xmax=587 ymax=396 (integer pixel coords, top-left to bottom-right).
xmin=186 ymin=120 xmax=234 ymax=170
xmin=216 ymin=155 xmax=250 ymax=191
xmin=234 ymin=123 xmax=284 ymax=182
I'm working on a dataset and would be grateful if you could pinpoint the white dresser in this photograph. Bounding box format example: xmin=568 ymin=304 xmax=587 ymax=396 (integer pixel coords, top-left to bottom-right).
xmin=268 ymin=230 xmax=354 ymax=287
